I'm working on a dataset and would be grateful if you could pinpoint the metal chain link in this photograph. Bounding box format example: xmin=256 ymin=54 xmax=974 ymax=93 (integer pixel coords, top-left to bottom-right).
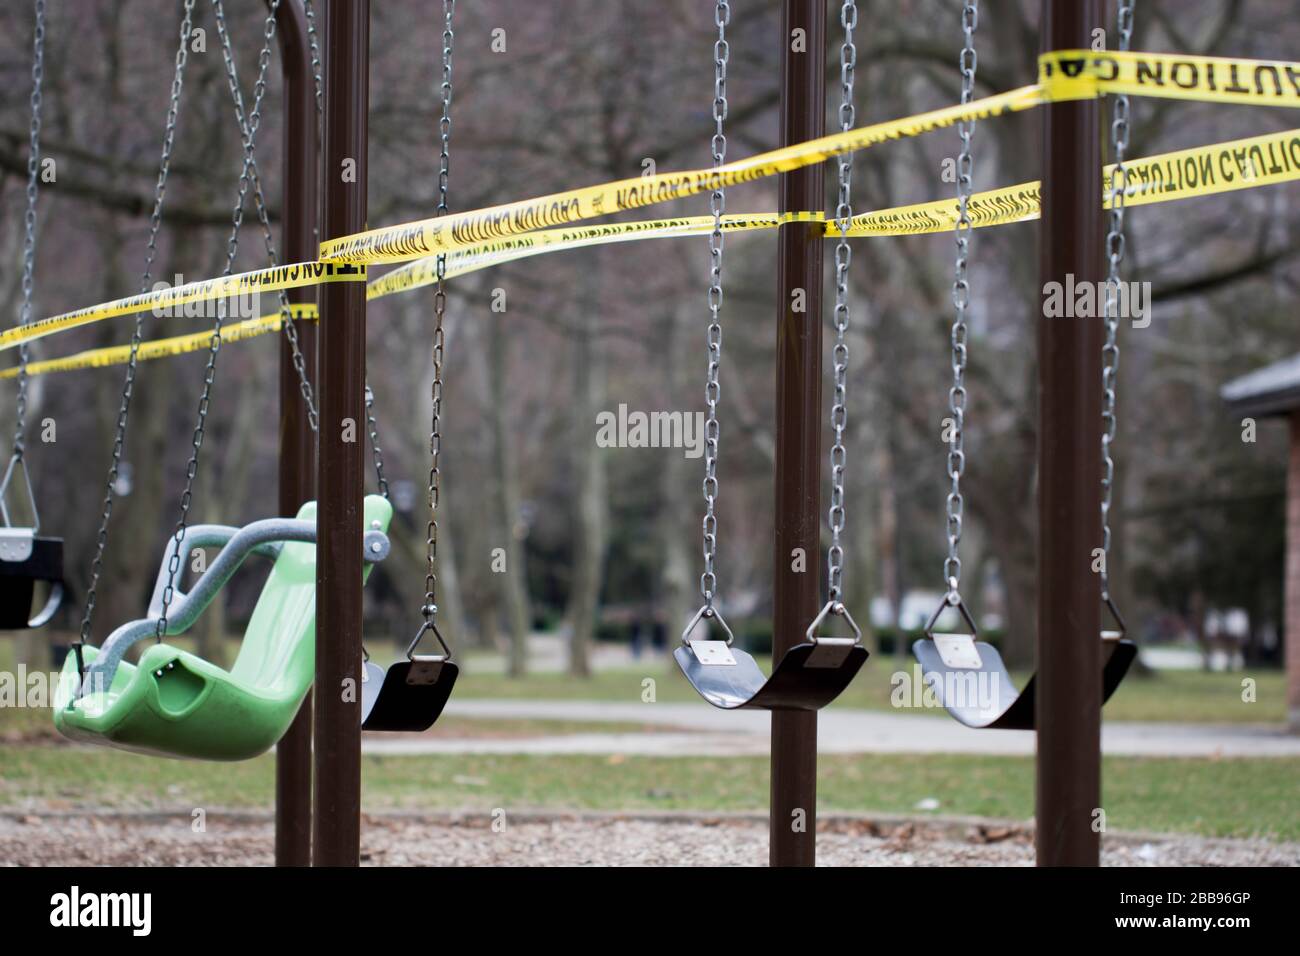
xmin=1101 ymin=0 xmax=1135 ymax=603
xmin=303 ymin=0 xmax=323 ymax=114
xmin=155 ymin=1 xmax=281 ymax=637
xmin=77 ymin=0 xmax=197 ymax=648
xmin=423 ymin=0 xmax=454 ymax=629
xmin=697 ymin=0 xmax=729 ymax=618
xmin=942 ymin=0 xmax=978 ymax=604
xmin=825 ymin=0 xmax=857 ymax=608
xmin=12 ymin=0 xmax=46 ymax=463
xmin=364 ymin=385 xmax=389 ymax=498
xmin=303 ymin=0 xmax=389 ymax=496
xmin=212 ymin=0 xmax=318 ymax=434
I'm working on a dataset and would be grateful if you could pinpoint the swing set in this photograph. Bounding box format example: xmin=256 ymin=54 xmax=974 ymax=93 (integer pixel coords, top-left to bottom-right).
xmin=3 ymin=0 xmax=1291 ymax=866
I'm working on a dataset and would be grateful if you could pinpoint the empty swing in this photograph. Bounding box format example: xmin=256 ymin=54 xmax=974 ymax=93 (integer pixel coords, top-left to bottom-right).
xmin=1 ymin=0 xmax=64 ymax=632
xmin=911 ymin=0 xmax=1136 ymax=731
xmin=358 ymin=0 xmax=459 ymax=731
xmin=675 ymin=0 xmax=867 ymax=712
xmin=54 ymin=1 xmax=393 ymax=761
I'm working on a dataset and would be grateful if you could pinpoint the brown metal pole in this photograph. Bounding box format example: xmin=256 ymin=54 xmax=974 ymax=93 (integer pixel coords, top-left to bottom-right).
xmin=1036 ymin=0 xmax=1104 ymax=867
xmin=313 ymin=0 xmax=368 ymax=867
xmin=770 ymin=0 xmax=825 ymax=869
xmin=274 ymin=0 xmax=317 ymax=869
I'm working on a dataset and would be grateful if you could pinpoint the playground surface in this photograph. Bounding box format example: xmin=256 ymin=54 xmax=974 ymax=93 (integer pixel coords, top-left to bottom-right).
xmin=3 ymin=810 xmax=1295 ymax=867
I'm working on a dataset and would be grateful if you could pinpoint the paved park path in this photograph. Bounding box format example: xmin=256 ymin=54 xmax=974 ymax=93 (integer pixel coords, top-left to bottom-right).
xmin=362 ymin=699 xmax=1300 ymax=758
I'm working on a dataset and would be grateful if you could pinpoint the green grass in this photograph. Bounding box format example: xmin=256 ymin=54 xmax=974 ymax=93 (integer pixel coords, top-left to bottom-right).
xmin=2 ymin=746 xmax=1296 ymax=841
xmin=450 ymin=652 xmax=1286 ymax=725
xmin=2 ymin=636 xmax=1285 ymax=725
xmin=0 ymin=704 xmax=672 ymax=744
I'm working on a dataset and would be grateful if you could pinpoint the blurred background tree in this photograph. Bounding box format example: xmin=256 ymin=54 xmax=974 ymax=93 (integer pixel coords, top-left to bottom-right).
xmin=0 ymin=0 xmax=1294 ymax=677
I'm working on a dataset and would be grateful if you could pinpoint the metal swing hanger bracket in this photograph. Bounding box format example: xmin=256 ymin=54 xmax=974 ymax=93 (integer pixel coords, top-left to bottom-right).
xmin=682 ymin=603 xmax=738 ymax=666
xmin=803 ymin=600 xmax=863 ymax=669
xmin=407 ymin=610 xmax=453 ymax=660
xmin=0 ymin=453 xmax=39 ymax=536
xmin=1101 ymin=593 xmax=1128 ymax=642
xmin=925 ymin=592 xmax=984 ymax=670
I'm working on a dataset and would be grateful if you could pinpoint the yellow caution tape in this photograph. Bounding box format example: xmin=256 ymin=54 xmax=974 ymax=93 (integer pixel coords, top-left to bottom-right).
xmin=848 ymin=126 xmax=1300 ymax=236
xmin=1041 ymin=50 xmax=1300 ymax=107
xmin=321 ymin=84 xmax=1047 ymax=265
xmin=328 ymin=50 xmax=1300 ymax=267
xmin=17 ymin=48 xmax=1300 ymax=356
xmin=366 ymin=213 xmax=810 ymax=300
xmin=365 ymin=127 xmax=1300 ymax=297
xmin=0 ymin=260 xmax=362 ymax=353
xmin=0 ymin=305 xmax=318 ymax=379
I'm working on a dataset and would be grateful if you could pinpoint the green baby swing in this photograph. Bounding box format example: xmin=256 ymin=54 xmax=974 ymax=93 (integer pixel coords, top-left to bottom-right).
xmin=53 ymin=0 xmax=394 ymax=761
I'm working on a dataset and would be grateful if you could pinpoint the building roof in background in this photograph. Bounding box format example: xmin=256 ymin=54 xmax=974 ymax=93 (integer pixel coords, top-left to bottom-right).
xmin=1221 ymin=352 xmax=1300 ymax=418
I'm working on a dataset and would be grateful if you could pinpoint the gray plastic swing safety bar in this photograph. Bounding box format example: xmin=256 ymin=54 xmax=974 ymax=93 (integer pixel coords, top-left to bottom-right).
xmin=78 ymin=517 xmax=390 ymax=697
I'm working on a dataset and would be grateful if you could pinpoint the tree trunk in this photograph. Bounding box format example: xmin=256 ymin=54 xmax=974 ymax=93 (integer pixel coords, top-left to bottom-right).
xmin=659 ymin=303 xmax=693 ymax=668
xmin=488 ymin=309 xmax=532 ymax=677
xmin=565 ymin=261 xmax=608 ymax=678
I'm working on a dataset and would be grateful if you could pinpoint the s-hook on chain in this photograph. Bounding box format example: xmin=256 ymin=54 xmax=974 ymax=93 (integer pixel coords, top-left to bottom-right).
xmin=155 ymin=1 xmax=282 ymax=638
xmin=1101 ymin=0 xmax=1134 ymax=611
xmin=941 ymin=0 xmax=978 ymax=610
xmin=77 ymin=0 xmax=198 ymax=651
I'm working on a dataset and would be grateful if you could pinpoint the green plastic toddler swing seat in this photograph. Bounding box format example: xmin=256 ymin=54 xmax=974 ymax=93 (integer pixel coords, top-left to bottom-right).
xmin=53 ymin=495 xmax=392 ymax=760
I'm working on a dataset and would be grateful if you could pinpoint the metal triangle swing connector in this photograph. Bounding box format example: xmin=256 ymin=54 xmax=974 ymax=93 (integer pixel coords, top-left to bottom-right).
xmin=682 ymin=603 xmax=737 ymax=666
xmin=403 ymin=613 xmax=453 ymax=686
xmin=925 ymin=592 xmax=984 ymax=670
xmin=803 ymin=600 xmax=862 ymax=669
xmin=1101 ymin=593 xmax=1127 ymax=643
xmin=0 ymin=453 xmax=40 ymax=536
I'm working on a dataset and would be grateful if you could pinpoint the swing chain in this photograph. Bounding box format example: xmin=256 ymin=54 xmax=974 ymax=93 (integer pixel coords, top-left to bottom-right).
xmin=77 ymin=0 xmax=197 ymax=647
xmin=303 ymin=0 xmax=323 ymax=114
xmin=12 ymin=0 xmax=46 ymax=467
xmin=365 ymin=385 xmax=390 ymax=498
xmin=212 ymin=0 xmax=319 ymax=436
xmin=157 ymin=1 xmax=281 ymax=637
xmin=2 ymin=0 xmax=46 ymax=534
xmin=943 ymin=0 xmax=978 ymax=605
xmin=696 ymin=0 xmax=729 ymax=622
xmin=1101 ymin=0 xmax=1135 ymax=603
xmin=824 ymin=0 xmax=856 ymax=608
xmin=423 ymin=0 xmax=455 ymax=632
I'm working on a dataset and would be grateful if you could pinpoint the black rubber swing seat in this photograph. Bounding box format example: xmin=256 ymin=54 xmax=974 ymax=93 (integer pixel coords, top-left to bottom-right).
xmin=674 ymin=604 xmax=868 ymax=711
xmin=360 ymin=620 xmax=459 ymax=732
xmin=0 ymin=532 xmax=64 ymax=630
xmin=361 ymin=658 xmax=459 ymax=731
xmin=911 ymin=635 xmax=1137 ymax=730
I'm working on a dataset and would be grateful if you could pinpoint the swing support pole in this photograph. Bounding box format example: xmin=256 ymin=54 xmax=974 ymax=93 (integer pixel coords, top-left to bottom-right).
xmin=314 ymin=0 xmax=369 ymax=867
xmin=1036 ymin=0 xmax=1105 ymax=866
xmin=770 ymin=0 xmax=826 ymax=868
xmin=274 ymin=0 xmax=317 ymax=868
